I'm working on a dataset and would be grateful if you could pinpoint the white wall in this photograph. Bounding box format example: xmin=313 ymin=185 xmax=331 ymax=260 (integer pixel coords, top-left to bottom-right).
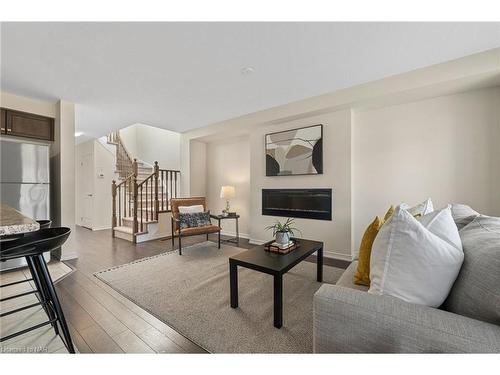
xmin=75 ymin=139 xmax=117 ymax=231
xmin=206 ymin=136 xmax=251 ymax=238
xmin=186 ymin=87 xmax=499 ymax=261
xmin=250 ymin=110 xmax=352 ymax=260
xmin=118 ymin=123 xmax=139 ymax=159
xmin=136 ymin=124 xmax=180 ymax=170
xmin=352 ymin=87 xmax=500 ymax=251
xmin=119 ymin=123 xmax=180 ymax=170
xmin=189 ymin=140 xmax=207 ymax=197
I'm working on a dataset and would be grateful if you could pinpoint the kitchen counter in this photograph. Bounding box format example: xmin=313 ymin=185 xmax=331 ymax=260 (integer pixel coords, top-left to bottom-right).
xmin=0 ymin=204 xmax=40 ymax=236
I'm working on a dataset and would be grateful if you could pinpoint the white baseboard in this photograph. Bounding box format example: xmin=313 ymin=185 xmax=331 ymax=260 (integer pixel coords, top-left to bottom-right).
xmin=220 ymin=230 xmax=249 ymax=239
xmin=92 ymin=226 xmax=111 ymax=231
xmin=324 ymin=251 xmax=353 ymax=262
xmin=248 ymin=238 xmax=267 ymax=245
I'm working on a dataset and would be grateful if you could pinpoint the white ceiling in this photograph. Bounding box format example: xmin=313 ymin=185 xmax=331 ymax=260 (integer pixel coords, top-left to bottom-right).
xmin=1 ymin=22 xmax=499 ymax=139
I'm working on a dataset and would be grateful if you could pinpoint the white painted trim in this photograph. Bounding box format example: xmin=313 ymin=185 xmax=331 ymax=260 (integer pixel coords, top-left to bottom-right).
xmin=220 ymin=230 xmax=249 ymax=239
xmin=92 ymin=226 xmax=112 ymax=231
xmin=249 ymin=238 xmax=267 ymax=245
xmin=60 ymin=251 xmax=78 ymax=261
xmin=324 ymin=250 xmax=353 ymax=262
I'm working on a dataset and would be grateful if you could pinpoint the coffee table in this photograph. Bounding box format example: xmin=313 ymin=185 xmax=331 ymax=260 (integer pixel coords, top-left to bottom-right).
xmin=228 ymin=238 xmax=323 ymax=328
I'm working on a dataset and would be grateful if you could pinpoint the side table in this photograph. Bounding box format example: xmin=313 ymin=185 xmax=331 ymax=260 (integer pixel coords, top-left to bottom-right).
xmin=210 ymin=213 xmax=240 ymax=246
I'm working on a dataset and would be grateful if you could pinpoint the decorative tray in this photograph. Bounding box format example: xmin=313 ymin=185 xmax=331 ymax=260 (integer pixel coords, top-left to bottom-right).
xmin=264 ymin=240 xmax=300 ymax=254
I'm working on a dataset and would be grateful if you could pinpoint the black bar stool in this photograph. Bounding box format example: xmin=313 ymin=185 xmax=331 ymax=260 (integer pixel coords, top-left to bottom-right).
xmin=0 ymin=220 xmax=54 ymax=328
xmin=0 ymin=227 xmax=75 ymax=353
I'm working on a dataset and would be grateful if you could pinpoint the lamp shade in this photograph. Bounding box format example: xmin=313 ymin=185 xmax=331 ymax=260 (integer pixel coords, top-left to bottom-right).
xmin=220 ymin=186 xmax=235 ymax=199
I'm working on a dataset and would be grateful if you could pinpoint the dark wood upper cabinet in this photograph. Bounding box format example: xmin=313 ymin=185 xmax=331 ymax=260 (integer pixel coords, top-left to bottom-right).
xmin=0 ymin=108 xmax=6 ymax=134
xmin=3 ymin=108 xmax=54 ymax=141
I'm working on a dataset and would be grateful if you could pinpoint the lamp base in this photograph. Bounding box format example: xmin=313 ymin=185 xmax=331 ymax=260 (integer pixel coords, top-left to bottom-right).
xmin=222 ymin=200 xmax=231 ymax=216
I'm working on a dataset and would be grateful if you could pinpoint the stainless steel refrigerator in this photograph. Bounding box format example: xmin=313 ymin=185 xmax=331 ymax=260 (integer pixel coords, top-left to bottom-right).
xmin=1 ymin=138 xmax=51 ymax=270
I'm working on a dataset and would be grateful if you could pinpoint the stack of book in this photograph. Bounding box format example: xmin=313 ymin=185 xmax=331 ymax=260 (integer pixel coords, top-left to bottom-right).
xmin=264 ymin=240 xmax=299 ymax=254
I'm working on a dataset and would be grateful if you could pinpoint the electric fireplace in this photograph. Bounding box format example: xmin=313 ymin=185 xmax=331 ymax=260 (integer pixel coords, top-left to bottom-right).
xmin=262 ymin=188 xmax=332 ymax=221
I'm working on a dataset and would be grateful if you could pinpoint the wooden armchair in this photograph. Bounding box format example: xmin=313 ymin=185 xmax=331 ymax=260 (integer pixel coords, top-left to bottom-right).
xmin=170 ymin=197 xmax=221 ymax=255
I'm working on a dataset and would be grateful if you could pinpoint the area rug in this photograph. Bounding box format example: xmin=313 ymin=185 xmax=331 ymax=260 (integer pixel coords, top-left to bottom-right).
xmin=94 ymin=241 xmax=344 ymax=353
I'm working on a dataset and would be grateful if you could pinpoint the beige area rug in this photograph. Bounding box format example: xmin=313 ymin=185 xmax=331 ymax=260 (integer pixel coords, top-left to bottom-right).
xmin=94 ymin=241 xmax=344 ymax=353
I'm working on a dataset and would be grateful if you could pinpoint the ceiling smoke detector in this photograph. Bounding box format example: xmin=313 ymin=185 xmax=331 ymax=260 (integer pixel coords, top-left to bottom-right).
xmin=240 ymin=66 xmax=255 ymax=75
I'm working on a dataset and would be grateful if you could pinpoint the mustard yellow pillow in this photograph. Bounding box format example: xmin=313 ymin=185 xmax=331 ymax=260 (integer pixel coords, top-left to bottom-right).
xmin=384 ymin=205 xmax=395 ymax=221
xmin=353 ymin=216 xmax=383 ymax=286
xmin=353 ymin=206 xmax=394 ymax=286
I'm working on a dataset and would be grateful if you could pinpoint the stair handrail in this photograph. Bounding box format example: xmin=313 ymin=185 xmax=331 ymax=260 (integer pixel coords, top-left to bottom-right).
xmin=109 ymin=130 xmax=135 ymax=180
xmin=111 ymin=157 xmax=181 ymax=242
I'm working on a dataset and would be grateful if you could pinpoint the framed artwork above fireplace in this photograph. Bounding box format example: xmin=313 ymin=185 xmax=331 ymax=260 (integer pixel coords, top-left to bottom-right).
xmin=265 ymin=124 xmax=323 ymax=176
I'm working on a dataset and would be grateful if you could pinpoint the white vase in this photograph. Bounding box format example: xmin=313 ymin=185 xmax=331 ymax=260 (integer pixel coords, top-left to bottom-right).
xmin=275 ymin=231 xmax=290 ymax=245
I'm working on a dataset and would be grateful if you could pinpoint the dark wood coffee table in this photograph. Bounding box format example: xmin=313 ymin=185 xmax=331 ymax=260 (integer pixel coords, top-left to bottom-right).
xmin=228 ymin=238 xmax=323 ymax=328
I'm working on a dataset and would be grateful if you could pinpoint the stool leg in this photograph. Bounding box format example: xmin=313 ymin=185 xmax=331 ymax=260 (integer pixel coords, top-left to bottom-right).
xmin=178 ymin=235 xmax=182 ymax=255
xmin=34 ymin=255 xmax=75 ymax=353
xmin=27 ymin=256 xmax=59 ymax=335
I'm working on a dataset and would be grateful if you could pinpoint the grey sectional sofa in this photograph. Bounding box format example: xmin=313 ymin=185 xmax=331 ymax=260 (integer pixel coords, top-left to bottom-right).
xmin=313 ymin=207 xmax=500 ymax=353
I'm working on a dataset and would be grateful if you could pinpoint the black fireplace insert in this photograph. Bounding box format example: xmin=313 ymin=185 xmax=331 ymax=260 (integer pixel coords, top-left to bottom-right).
xmin=262 ymin=188 xmax=332 ymax=221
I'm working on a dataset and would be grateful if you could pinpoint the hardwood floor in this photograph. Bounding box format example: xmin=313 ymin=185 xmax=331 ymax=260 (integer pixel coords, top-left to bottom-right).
xmin=2 ymin=227 xmax=349 ymax=353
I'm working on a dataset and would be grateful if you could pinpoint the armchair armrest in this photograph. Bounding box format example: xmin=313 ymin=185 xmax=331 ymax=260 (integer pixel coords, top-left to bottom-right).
xmin=313 ymin=285 xmax=500 ymax=353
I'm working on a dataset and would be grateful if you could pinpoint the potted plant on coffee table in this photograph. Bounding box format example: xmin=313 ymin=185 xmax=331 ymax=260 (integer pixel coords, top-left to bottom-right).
xmin=265 ymin=218 xmax=302 ymax=246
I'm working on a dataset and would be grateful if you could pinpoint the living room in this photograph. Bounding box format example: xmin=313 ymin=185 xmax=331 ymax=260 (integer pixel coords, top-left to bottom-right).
xmin=0 ymin=1 xmax=499 ymax=373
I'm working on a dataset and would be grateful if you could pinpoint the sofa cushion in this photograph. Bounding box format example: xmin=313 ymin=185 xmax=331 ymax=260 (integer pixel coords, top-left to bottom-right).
xmin=369 ymin=206 xmax=464 ymax=307
xmin=450 ymin=203 xmax=480 ymax=230
xmin=337 ymin=261 xmax=369 ymax=292
xmin=401 ymin=198 xmax=434 ymax=217
xmin=443 ymin=215 xmax=500 ymax=325
xmin=353 ymin=217 xmax=383 ymax=286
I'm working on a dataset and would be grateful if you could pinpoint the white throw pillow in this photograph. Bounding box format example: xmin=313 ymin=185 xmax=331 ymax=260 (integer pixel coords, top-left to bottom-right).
xmin=368 ymin=205 xmax=464 ymax=307
xmin=402 ymin=198 xmax=434 ymax=217
xmin=178 ymin=205 xmax=204 ymax=214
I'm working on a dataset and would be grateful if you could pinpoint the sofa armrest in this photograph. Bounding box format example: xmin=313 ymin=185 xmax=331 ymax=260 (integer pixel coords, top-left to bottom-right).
xmin=313 ymin=285 xmax=500 ymax=353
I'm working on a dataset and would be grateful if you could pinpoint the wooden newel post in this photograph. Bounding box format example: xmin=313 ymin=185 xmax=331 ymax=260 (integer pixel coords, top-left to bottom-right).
xmin=132 ymin=175 xmax=138 ymax=244
xmin=154 ymin=161 xmax=159 ymax=220
xmin=111 ymin=180 xmax=117 ymax=237
xmin=133 ymin=158 xmax=138 ymax=177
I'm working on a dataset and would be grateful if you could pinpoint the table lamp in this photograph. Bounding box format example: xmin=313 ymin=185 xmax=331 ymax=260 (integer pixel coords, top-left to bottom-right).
xmin=220 ymin=186 xmax=235 ymax=216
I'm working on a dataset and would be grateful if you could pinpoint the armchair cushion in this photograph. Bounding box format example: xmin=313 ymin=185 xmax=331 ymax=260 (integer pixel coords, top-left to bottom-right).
xmin=176 ymin=225 xmax=221 ymax=236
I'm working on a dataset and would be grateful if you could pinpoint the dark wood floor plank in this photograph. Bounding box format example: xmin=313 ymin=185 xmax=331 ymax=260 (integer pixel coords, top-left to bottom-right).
xmin=67 ymin=321 xmax=93 ymax=353
xmin=58 ymin=277 xmax=129 ymax=337
xmin=77 ymin=323 xmax=124 ymax=353
xmin=135 ymin=327 xmax=186 ymax=353
xmin=69 ymin=271 xmax=155 ymax=334
xmin=54 ymin=227 xmax=257 ymax=353
xmin=112 ymin=329 xmax=155 ymax=353
xmin=55 ymin=284 xmax=98 ymax=333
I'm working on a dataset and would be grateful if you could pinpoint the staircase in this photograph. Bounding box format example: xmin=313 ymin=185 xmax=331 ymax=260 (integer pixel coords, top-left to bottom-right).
xmin=107 ymin=131 xmax=180 ymax=243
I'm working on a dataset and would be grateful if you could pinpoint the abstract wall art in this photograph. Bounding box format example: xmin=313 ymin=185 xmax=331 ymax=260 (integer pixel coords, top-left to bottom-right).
xmin=265 ymin=124 xmax=323 ymax=176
